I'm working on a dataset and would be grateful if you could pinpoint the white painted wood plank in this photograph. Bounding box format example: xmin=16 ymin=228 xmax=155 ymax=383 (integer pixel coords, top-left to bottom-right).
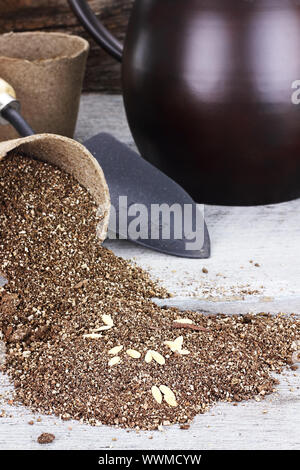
xmin=153 ymin=297 xmax=300 ymax=315
xmin=0 ymin=93 xmax=299 ymax=450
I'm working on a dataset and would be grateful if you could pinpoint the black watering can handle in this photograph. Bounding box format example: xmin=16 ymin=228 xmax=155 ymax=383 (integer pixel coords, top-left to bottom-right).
xmin=68 ymin=0 xmax=123 ymax=62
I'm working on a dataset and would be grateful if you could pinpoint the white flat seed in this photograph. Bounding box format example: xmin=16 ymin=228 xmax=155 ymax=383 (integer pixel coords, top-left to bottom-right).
xmin=151 ymin=386 xmax=162 ymax=404
xmin=174 ymin=318 xmax=193 ymax=324
xmin=145 ymin=350 xmax=153 ymax=363
xmin=159 ymin=385 xmax=175 ymax=398
xmin=174 ymin=336 xmax=184 ymax=349
xmin=92 ymin=325 xmax=112 ymax=332
xmin=102 ymin=314 xmax=114 ymax=327
xmin=164 ymin=340 xmax=178 ymax=352
xmin=83 ymin=333 xmax=102 ymax=339
xmin=151 ymin=351 xmax=166 ymax=365
xmin=159 ymin=385 xmax=178 ymax=407
xmin=164 ymin=336 xmax=184 ymax=352
xmin=179 ymin=349 xmax=190 ymax=355
xmin=108 ymin=345 xmax=123 ymax=355
xmin=126 ymin=349 xmax=141 ymax=359
xmin=108 ymin=356 xmax=121 ymax=367
xmin=164 ymin=393 xmax=178 ymax=407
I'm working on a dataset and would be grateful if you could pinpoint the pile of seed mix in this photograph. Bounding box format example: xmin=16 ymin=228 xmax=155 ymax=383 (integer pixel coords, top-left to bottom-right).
xmin=0 ymin=153 xmax=299 ymax=430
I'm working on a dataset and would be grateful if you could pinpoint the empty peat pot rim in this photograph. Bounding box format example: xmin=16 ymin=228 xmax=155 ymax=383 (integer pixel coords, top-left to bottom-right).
xmin=0 ymin=32 xmax=89 ymax=63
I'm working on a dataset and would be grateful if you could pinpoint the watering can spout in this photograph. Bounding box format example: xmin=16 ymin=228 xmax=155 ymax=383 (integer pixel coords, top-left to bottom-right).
xmin=68 ymin=0 xmax=123 ymax=62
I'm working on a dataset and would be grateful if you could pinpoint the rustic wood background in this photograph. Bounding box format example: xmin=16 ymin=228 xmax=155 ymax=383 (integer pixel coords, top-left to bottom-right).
xmin=0 ymin=0 xmax=133 ymax=92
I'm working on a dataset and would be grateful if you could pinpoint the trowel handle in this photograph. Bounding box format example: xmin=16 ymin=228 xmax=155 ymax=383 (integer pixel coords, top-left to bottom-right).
xmin=0 ymin=78 xmax=34 ymax=137
xmin=68 ymin=0 xmax=123 ymax=62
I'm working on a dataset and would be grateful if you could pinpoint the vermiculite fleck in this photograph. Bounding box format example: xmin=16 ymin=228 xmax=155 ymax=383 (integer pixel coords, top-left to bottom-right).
xmin=0 ymin=154 xmax=299 ymax=430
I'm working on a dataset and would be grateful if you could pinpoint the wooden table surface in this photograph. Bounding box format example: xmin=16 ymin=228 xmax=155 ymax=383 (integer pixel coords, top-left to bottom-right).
xmin=0 ymin=94 xmax=299 ymax=450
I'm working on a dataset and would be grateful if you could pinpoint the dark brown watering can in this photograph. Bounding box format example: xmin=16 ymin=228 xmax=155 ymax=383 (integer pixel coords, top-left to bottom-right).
xmin=69 ymin=0 xmax=300 ymax=205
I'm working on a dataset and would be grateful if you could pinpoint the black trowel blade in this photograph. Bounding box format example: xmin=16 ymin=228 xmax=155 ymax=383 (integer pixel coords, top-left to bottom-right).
xmin=84 ymin=133 xmax=210 ymax=259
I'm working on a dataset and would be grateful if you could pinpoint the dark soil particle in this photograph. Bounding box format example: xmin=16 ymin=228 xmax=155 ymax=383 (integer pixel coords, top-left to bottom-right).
xmin=37 ymin=433 xmax=55 ymax=444
xmin=0 ymin=153 xmax=299 ymax=430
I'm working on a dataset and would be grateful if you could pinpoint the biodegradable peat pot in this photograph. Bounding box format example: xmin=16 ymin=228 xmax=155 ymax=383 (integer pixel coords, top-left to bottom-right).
xmin=0 ymin=134 xmax=110 ymax=241
xmin=0 ymin=32 xmax=89 ymax=142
